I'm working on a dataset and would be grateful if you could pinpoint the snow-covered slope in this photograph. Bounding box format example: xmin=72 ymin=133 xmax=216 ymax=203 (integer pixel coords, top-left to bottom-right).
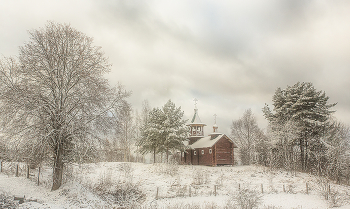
xmin=0 ymin=162 xmax=349 ymax=208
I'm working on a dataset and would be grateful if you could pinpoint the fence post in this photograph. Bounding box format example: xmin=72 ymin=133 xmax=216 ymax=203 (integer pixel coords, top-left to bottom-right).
xmin=261 ymin=184 xmax=264 ymax=194
xmin=37 ymin=167 xmax=40 ymax=186
xmin=26 ymin=165 xmax=30 ymax=179
xmin=0 ymin=160 xmax=2 ymax=172
xmin=16 ymin=164 xmax=19 ymax=177
xmin=328 ymin=184 xmax=331 ymax=197
xmin=156 ymin=187 xmax=159 ymax=199
xmin=214 ymin=185 xmax=217 ymax=196
xmin=189 ymin=185 xmax=191 ymax=197
xmin=238 ymin=183 xmax=241 ymax=191
xmin=306 ymin=183 xmax=308 ymax=194
xmin=283 ymin=184 xmax=285 ymax=192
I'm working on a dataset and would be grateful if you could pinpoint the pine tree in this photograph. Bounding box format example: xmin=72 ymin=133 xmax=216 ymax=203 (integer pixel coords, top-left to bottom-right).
xmin=161 ymin=100 xmax=188 ymax=163
xmin=137 ymin=100 xmax=188 ymax=163
xmin=263 ymin=82 xmax=336 ymax=171
xmin=138 ymin=108 xmax=165 ymax=163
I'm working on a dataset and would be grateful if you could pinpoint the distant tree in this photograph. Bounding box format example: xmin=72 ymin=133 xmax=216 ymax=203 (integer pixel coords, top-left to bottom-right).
xmin=116 ymin=100 xmax=134 ymax=162
xmin=0 ymin=22 xmax=130 ymax=190
xmin=231 ymin=109 xmax=265 ymax=165
xmin=138 ymin=100 xmax=188 ymax=163
xmin=263 ymin=82 xmax=336 ymax=171
xmin=321 ymin=120 xmax=350 ymax=183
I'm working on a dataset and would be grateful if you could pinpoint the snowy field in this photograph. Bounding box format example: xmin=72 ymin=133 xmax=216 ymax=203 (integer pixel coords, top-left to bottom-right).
xmin=1 ymin=162 xmax=350 ymax=208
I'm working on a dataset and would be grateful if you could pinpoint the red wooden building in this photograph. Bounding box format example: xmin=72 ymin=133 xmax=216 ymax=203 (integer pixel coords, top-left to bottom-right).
xmin=181 ymin=107 xmax=237 ymax=166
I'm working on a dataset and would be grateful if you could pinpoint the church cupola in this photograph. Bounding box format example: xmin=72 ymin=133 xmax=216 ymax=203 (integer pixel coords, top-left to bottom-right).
xmin=187 ymin=99 xmax=206 ymax=145
xmin=210 ymin=114 xmax=221 ymax=139
xmin=213 ymin=114 xmax=218 ymax=133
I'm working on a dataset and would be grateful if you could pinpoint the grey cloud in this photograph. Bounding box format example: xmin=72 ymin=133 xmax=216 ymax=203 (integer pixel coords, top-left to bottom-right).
xmin=1 ymin=0 xmax=350 ymax=133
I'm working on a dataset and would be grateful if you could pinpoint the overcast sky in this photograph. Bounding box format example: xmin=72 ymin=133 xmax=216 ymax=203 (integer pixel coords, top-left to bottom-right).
xmin=1 ymin=0 xmax=350 ymax=134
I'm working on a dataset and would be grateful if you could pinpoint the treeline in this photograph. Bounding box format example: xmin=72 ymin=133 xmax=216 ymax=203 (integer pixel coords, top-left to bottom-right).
xmin=231 ymin=82 xmax=350 ymax=185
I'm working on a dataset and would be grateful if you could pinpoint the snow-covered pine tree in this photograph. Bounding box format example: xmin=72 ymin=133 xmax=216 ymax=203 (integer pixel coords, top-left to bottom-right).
xmin=138 ymin=100 xmax=188 ymax=163
xmin=263 ymin=82 xmax=336 ymax=172
xmin=161 ymin=100 xmax=188 ymax=163
xmin=138 ymin=108 xmax=165 ymax=163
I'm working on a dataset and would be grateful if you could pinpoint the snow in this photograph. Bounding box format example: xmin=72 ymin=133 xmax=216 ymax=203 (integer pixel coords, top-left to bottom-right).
xmin=190 ymin=134 xmax=224 ymax=149
xmin=1 ymin=162 xmax=350 ymax=208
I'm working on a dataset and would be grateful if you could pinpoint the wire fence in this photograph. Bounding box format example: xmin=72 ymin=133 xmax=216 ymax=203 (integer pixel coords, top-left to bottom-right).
xmin=0 ymin=160 xmax=43 ymax=186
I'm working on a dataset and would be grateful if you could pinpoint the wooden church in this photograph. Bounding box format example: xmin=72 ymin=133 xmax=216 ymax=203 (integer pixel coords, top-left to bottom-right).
xmin=181 ymin=104 xmax=237 ymax=166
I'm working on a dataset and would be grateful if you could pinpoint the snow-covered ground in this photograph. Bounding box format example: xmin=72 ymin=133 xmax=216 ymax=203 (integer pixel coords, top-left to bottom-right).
xmin=1 ymin=162 xmax=350 ymax=208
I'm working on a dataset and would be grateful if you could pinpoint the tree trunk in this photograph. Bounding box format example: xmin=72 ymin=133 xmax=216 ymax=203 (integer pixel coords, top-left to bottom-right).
xmin=305 ymin=138 xmax=308 ymax=171
xmin=153 ymin=147 xmax=156 ymax=163
xmin=51 ymin=143 xmax=64 ymax=191
xmin=300 ymin=137 xmax=305 ymax=171
xmin=166 ymin=146 xmax=169 ymax=163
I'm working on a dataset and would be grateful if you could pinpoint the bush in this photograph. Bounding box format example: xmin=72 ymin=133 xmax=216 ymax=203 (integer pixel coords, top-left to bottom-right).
xmin=226 ymin=187 xmax=261 ymax=209
xmin=92 ymin=170 xmax=146 ymax=208
xmin=192 ymin=169 xmax=209 ymax=185
xmin=0 ymin=192 xmax=19 ymax=209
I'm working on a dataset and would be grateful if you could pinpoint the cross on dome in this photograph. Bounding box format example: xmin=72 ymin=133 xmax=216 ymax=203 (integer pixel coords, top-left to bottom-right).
xmin=193 ymin=98 xmax=198 ymax=109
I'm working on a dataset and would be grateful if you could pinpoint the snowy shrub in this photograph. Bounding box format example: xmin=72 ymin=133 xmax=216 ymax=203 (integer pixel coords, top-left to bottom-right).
xmin=262 ymin=206 xmax=282 ymax=209
xmin=169 ymin=184 xmax=187 ymax=197
xmin=155 ymin=162 xmax=179 ymax=177
xmin=192 ymin=169 xmax=209 ymax=185
xmin=119 ymin=163 xmax=134 ymax=182
xmin=286 ymin=184 xmax=296 ymax=194
xmin=225 ymin=187 xmax=261 ymax=209
xmin=101 ymin=182 xmax=145 ymax=208
xmin=92 ymin=170 xmax=146 ymax=208
xmin=164 ymin=162 xmax=179 ymax=177
xmin=162 ymin=202 xmax=218 ymax=209
xmin=0 ymin=192 xmax=19 ymax=209
xmin=329 ymin=189 xmax=342 ymax=208
xmin=119 ymin=163 xmax=133 ymax=175
xmin=62 ymin=163 xmax=75 ymax=184
xmin=316 ymin=177 xmax=331 ymax=200
xmin=215 ymin=171 xmax=225 ymax=186
xmin=268 ymin=176 xmax=278 ymax=194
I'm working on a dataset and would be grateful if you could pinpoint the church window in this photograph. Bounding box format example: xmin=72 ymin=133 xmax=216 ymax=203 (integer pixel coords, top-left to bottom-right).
xmin=194 ymin=151 xmax=197 ymax=155
xmin=209 ymin=149 xmax=212 ymax=154
xmin=201 ymin=150 xmax=204 ymax=155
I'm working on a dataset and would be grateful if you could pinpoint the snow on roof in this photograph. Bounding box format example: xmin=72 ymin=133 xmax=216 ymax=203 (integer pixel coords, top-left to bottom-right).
xmin=189 ymin=109 xmax=205 ymax=125
xmin=190 ymin=134 xmax=222 ymax=149
xmin=190 ymin=134 xmax=238 ymax=149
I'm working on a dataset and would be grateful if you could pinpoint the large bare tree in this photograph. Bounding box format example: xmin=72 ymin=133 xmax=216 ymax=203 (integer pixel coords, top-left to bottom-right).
xmin=0 ymin=22 xmax=130 ymax=190
xmin=231 ymin=109 xmax=265 ymax=165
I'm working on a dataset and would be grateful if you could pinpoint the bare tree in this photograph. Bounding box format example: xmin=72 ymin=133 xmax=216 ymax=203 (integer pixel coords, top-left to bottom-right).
xmin=321 ymin=120 xmax=350 ymax=183
xmin=231 ymin=109 xmax=265 ymax=165
xmin=0 ymin=22 xmax=130 ymax=190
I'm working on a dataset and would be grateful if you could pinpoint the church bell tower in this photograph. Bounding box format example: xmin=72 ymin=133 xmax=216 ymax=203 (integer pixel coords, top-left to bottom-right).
xmin=187 ymin=99 xmax=206 ymax=145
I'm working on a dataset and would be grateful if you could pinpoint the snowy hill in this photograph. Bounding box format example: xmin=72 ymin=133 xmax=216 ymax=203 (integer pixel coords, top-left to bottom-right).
xmin=1 ymin=162 xmax=350 ymax=208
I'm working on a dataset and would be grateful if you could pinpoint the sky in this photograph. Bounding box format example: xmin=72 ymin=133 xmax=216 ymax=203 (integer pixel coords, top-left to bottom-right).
xmin=1 ymin=0 xmax=350 ymax=134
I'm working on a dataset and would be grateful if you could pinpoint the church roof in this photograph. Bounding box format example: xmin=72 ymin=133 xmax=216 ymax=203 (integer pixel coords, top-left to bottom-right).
xmin=187 ymin=109 xmax=206 ymax=125
xmin=189 ymin=134 xmax=237 ymax=149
